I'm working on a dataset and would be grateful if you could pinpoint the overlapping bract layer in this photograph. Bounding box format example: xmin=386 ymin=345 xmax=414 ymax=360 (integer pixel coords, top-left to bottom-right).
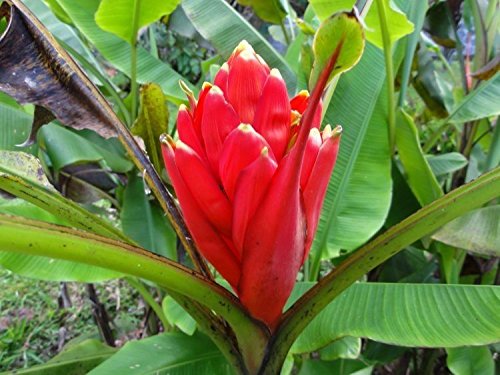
xmin=161 ymin=41 xmax=341 ymax=328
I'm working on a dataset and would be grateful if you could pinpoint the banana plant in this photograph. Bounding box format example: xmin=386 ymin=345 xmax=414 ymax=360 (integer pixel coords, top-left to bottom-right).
xmin=0 ymin=0 xmax=499 ymax=374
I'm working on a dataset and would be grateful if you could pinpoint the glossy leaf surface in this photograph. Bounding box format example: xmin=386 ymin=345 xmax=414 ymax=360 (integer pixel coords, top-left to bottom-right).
xmin=182 ymin=0 xmax=296 ymax=92
xmin=95 ymin=0 xmax=180 ymax=43
xmin=88 ymin=332 xmax=231 ymax=375
xmin=432 ymin=205 xmax=500 ymax=256
xmin=290 ymin=283 xmax=500 ymax=353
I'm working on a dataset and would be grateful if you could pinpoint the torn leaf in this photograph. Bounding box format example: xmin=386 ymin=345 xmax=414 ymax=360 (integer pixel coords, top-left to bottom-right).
xmin=0 ymin=0 xmax=118 ymax=143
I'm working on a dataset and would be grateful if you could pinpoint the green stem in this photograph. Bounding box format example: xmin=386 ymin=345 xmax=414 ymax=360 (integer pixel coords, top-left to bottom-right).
xmin=130 ymin=0 xmax=141 ymax=121
xmin=469 ymin=0 xmax=488 ymax=73
xmin=148 ymin=25 xmax=158 ymax=59
xmin=375 ymin=0 xmax=396 ymax=154
xmin=0 ymin=214 xmax=269 ymax=373
xmin=260 ymin=166 xmax=500 ymax=374
xmin=283 ymin=0 xmax=295 ymax=40
xmin=320 ymin=75 xmax=340 ymax=122
xmin=125 ymin=277 xmax=170 ymax=330
xmin=462 ymin=120 xmax=480 ymax=158
xmin=398 ymin=1 xmax=429 ymax=107
xmin=307 ymin=0 xmax=376 ymax=283
xmin=280 ymin=21 xmax=290 ymax=45
xmin=130 ymin=42 xmax=138 ymax=121
xmin=446 ymin=3 xmax=469 ymax=95
xmin=169 ymin=292 xmax=248 ymax=374
xmin=308 ymin=244 xmax=324 ymax=282
xmin=435 ymin=48 xmax=459 ymax=87
xmin=0 ymin=170 xmax=132 ymax=244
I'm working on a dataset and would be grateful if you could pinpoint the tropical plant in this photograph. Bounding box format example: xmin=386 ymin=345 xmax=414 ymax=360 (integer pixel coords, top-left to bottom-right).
xmin=0 ymin=0 xmax=498 ymax=374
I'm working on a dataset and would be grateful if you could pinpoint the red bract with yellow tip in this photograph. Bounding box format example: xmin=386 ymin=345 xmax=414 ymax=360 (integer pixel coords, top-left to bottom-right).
xmin=161 ymin=41 xmax=341 ymax=329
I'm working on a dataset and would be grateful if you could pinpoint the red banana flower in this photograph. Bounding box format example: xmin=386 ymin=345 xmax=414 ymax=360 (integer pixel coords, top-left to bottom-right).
xmin=161 ymin=41 xmax=341 ymax=329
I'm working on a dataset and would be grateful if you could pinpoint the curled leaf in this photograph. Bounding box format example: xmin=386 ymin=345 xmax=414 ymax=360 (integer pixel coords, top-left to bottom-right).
xmin=309 ymin=11 xmax=365 ymax=89
xmin=0 ymin=0 xmax=118 ymax=143
xmin=131 ymin=83 xmax=169 ymax=174
xmin=471 ymin=56 xmax=500 ymax=81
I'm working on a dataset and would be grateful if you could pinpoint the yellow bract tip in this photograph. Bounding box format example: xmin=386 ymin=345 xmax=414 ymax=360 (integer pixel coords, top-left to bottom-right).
xmin=238 ymin=123 xmax=253 ymax=132
xmin=160 ymin=133 xmax=176 ymax=148
xmin=332 ymin=125 xmax=343 ymax=137
xmin=270 ymin=68 xmax=282 ymax=79
xmin=298 ymin=90 xmax=310 ymax=97
xmin=234 ymin=40 xmax=253 ymax=54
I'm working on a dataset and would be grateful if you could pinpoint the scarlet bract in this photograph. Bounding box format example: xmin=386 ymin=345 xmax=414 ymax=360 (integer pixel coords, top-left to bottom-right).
xmin=162 ymin=40 xmax=341 ymax=329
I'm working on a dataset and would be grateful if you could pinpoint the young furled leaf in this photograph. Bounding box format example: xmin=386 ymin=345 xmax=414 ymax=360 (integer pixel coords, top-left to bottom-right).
xmin=309 ymin=12 xmax=365 ymax=89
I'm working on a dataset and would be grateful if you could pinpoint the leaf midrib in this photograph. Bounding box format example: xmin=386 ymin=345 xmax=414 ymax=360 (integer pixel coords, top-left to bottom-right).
xmin=318 ymin=69 xmax=387 ymax=251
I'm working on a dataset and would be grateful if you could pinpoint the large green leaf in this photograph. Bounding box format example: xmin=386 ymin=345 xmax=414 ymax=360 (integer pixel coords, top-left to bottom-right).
xmin=121 ymin=174 xmax=176 ymax=259
xmin=95 ymin=0 xmax=180 ymax=43
xmin=264 ymin=167 xmax=500 ymax=373
xmin=395 ymin=108 xmax=443 ymax=206
xmin=88 ymin=332 xmax=231 ymax=374
xmin=38 ymin=123 xmax=133 ymax=172
xmin=313 ymin=44 xmax=391 ymax=256
xmin=181 ymin=0 xmax=296 ymax=92
xmin=53 ymin=0 xmax=188 ymax=103
xmin=448 ymin=73 xmax=500 ymax=123
xmin=38 ymin=123 xmax=103 ymax=168
xmin=312 ymin=0 xmax=416 ymax=257
xmin=432 ymin=205 xmax=500 ymax=257
xmin=290 ymin=283 xmax=500 ymax=353
xmin=1 ymin=339 xmax=117 ymax=375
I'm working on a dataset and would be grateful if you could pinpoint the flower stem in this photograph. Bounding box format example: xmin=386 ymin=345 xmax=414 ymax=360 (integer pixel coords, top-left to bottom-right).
xmin=261 ymin=166 xmax=500 ymax=373
xmin=376 ymin=0 xmax=396 ymax=154
xmin=130 ymin=0 xmax=141 ymax=121
xmin=0 ymin=214 xmax=269 ymax=373
xmin=280 ymin=21 xmax=290 ymax=45
xmin=130 ymin=42 xmax=138 ymax=121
